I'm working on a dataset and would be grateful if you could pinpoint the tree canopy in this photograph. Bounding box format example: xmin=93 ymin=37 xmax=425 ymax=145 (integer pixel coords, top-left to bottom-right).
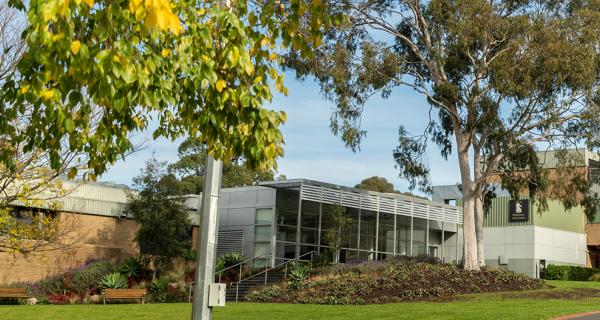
xmin=286 ymin=0 xmax=600 ymax=270
xmin=354 ymin=176 xmax=395 ymax=193
xmin=168 ymin=137 xmax=280 ymax=194
xmin=0 ymin=0 xmax=342 ymax=179
xmin=127 ymin=158 xmax=192 ymax=274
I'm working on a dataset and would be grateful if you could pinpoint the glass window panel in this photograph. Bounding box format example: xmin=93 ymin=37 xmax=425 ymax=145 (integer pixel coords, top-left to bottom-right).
xmin=276 ymin=242 xmax=296 ymax=261
xmin=413 ymin=217 xmax=428 ymax=256
xmin=378 ymin=212 xmax=395 ymax=254
xmin=300 ymin=228 xmax=318 ymax=245
xmin=341 ymin=207 xmax=359 ymax=250
xmin=300 ymin=245 xmax=317 ymax=258
xmin=256 ymin=208 xmax=274 ymax=225
xmin=358 ymin=250 xmax=375 ymax=261
xmin=396 ymin=215 xmax=411 ymax=256
xmin=340 ymin=249 xmax=359 ymax=263
xmin=254 ymin=242 xmax=268 ymax=257
xmin=253 ymin=242 xmax=269 ymax=268
xmin=301 ymin=200 xmax=320 ymax=229
xmin=359 ymin=209 xmax=377 ymax=251
xmin=276 ymin=188 xmax=299 ymax=227
xmin=276 ymin=225 xmax=297 ymax=242
xmin=255 ymin=225 xmax=271 ymax=242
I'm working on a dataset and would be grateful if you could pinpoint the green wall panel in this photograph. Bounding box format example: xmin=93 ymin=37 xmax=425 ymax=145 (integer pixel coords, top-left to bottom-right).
xmin=459 ymin=196 xmax=584 ymax=233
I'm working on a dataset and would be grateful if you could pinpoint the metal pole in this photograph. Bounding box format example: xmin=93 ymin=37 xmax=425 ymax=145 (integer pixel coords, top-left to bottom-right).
xmin=295 ymin=182 xmax=303 ymax=259
xmin=192 ymin=156 xmax=222 ymax=320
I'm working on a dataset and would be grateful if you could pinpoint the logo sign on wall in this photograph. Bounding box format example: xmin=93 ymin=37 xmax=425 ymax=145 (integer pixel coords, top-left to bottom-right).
xmin=509 ymin=199 xmax=529 ymax=222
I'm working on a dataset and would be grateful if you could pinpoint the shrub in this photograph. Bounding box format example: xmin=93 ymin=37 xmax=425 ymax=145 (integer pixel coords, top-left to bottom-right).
xmin=287 ymin=262 xmax=311 ymax=290
xmin=34 ymin=275 xmax=66 ymax=296
xmin=120 ymin=257 xmax=144 ymax=278
xmin=545 ymin=264 xmax=599 ymax=281
xmin=48 ymin=293 xmax=71 ymax=305
xmin=221 ymin=252 xmax=244 ymax=268
xmin=71 ymin=261 xmax=116 ymax=294
xmin=149 ymin=278 xmax=168 ymax=303
xmin=98 ymin=272 xmax=128 ymax=290
xmin=183 ymin=249 xmax=198 ymax=262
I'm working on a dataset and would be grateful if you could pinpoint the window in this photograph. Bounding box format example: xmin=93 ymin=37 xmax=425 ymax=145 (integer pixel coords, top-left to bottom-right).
xmin=254 ymin=208 xmax=274 ymax=268
xmin=444 ymin=199 xmax=457 ymax=206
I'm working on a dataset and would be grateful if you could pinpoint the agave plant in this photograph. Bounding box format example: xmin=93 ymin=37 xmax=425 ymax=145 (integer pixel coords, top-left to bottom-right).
xmin=221 ymin=252 xmax=244 ymax=268
xmin=98 ymin=272 xmax=128 ymax=290
xmin=287 ymin=262 xmax=310 ymax=290
xmin=119 ymin=257 xmax=143 ymax=278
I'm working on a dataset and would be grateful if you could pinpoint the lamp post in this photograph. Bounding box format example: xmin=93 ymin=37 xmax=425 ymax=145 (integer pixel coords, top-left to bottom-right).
xmin=191 ymin=156 xmax=222 ymax=320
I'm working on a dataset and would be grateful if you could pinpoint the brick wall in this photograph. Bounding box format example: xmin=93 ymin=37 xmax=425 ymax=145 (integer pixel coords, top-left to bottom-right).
xmin=0 ymin=212 xmax=139 ymax=284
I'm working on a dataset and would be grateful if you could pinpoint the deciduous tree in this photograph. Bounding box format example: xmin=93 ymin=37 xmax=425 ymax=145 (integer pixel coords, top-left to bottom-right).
xmin=0 ymin=0 xmax=341 ymax=177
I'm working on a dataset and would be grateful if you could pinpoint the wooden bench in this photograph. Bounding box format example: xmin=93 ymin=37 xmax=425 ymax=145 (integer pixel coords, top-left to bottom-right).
xmin=0 ymin=287 xmax=28 ymax=299
xmin=102 ymin=289 xmax=147 ymax=304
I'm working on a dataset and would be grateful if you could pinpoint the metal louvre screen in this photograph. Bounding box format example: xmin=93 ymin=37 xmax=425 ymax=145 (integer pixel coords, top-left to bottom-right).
xmin=300 ymin=184 xmax=463 ymax=224
xmin=216 ymin=230 xmax=244 ymax=257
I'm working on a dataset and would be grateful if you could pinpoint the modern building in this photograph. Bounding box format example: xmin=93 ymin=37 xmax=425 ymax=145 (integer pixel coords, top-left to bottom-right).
xmin=183 ymin=179 xmax=463 ymax=267
xmin=433 ymin=149 xmax=600 ymax=277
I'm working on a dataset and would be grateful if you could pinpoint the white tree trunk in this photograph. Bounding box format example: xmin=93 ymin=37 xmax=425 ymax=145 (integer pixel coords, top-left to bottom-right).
xmin=473 ymin=149 xmax=486 ymax=268
xmin=475 ymin=195 xmax=485 ymax=267
xmin=461 ymin=187 xmax=479 ymax=270
xmin=456 ymin=139 xmax=479 ymax=271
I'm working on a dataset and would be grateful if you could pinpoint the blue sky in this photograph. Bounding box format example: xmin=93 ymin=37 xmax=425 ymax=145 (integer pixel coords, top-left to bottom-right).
xmin=99 ymin=73 xmax=461 ymax=194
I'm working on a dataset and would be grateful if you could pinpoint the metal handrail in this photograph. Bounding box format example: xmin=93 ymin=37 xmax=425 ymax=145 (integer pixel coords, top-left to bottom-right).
xmin=230 ymin=251 xmax=316 ymax=302
xmin=216 ymin=252 xmax=272 ymax=283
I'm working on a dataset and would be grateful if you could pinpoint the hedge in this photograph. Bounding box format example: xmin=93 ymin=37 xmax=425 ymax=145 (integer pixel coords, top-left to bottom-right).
xmin=545 ymin=264 xmax=600 ymax=281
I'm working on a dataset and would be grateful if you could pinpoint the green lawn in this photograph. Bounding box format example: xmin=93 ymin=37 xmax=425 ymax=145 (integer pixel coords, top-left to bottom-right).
xmin=2 ymin=281 xmax=600 ymax=320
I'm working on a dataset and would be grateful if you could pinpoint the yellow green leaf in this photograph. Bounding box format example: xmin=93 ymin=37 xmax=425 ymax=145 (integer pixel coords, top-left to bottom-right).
xmin=40 ymin=89 xmax=54 ymax=101
xmin=70 ymin=40 xmax=81 ymax=55
xmin=20 ymin=85 xmax=31 ymax=94
xmin=161 ymin=48 xmax=171 ymax=57
xmin=215 ymin=79 xmax=227 ymax=92
xmin=265 ymin=143 xmax=277 ymax=159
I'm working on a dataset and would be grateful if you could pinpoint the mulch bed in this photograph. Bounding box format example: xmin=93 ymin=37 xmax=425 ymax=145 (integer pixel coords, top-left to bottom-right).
xmin=247 ymin=261 xmax=546 ymax=305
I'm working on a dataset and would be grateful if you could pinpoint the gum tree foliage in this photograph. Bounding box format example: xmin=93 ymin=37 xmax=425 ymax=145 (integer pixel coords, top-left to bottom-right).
xmin=167 ymin=137 xmax=279 ymax=194
xmin=285 ymin=0 xmax=600 ymax=270
xmin=0 ymin=0 xmax=342 ymax=179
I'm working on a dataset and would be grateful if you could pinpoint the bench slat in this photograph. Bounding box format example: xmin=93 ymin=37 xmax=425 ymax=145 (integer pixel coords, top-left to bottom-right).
xmin=0 ymin=288 xmax=28 ymax=298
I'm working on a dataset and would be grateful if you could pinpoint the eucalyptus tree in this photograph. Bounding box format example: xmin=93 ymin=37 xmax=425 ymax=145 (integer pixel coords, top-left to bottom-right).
xmin=286 ymin=0 xmax=600 ymax=270
xmin=168 ymin=137 xmax=279 ymax=194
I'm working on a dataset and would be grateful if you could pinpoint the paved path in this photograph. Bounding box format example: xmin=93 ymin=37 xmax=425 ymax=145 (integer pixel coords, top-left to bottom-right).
xmin=552 ymin=311 xmax=600 ymax=320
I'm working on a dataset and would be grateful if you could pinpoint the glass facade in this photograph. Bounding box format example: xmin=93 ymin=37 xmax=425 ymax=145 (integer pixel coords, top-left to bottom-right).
xmin=254 ymin=207 xmax=274 ymax=268
xmin=258 ymin=182 xmax=460 ymax=265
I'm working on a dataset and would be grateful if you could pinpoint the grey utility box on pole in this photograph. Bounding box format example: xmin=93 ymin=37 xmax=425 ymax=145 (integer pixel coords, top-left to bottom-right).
xmin=192 ymin=156 xmax=223 ymax=320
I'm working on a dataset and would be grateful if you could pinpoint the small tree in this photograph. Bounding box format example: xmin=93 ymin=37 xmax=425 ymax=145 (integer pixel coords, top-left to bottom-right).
xmin=323 ymin=204 xmax=352 ymax=264
xmin=127 ymin=158 xmax=192 ymax=278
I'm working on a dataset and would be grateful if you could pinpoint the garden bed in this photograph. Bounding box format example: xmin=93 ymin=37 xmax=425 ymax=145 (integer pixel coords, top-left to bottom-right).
xmin=246 ymin=259 xmax=545 ymax=304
